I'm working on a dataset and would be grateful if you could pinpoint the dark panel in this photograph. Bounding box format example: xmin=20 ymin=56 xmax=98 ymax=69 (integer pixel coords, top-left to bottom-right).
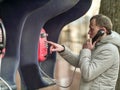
xmin=19 ymin=0 xmax=79 ymax=89
xmin=0 ymin=0 xmax=50 ymax=88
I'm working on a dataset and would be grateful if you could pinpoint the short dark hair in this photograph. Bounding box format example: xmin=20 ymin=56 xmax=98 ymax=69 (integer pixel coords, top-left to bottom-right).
xmin=90 ymin=14 xmax=112 ymax=34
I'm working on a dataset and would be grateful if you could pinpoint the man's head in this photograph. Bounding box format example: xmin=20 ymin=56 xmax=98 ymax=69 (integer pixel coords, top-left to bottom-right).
xmin=88 ymin=14 xmax=112 ymax=39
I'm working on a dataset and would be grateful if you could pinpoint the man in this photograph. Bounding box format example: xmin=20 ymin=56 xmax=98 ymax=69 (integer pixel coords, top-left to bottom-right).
xmin=47 ymin=14 xmax=120 ymax=90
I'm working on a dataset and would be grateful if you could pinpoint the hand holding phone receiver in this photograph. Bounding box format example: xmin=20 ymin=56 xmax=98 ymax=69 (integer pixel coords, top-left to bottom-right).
xmin=92 ymin=29 xmax=105 ymax=44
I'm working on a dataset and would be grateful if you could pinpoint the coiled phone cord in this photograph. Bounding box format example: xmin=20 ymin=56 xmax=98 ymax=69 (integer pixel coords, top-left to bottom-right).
xmin=39 ymin=60 xmax=79 ymax=88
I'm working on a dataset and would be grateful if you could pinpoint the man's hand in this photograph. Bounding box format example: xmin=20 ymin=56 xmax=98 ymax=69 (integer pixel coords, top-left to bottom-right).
xmin=47 ymin=41 xmax=64 ymax=54
xmin=82 ymin=39 xmax=96 ymax=50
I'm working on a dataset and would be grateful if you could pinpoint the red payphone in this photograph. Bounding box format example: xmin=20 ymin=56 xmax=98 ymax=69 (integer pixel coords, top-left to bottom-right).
xmin=38 ymin=28 xmax=48 ymax=62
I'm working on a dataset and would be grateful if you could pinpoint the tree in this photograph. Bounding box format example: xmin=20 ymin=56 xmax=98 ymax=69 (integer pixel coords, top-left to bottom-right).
xmin=99 ymin=0 xmax=120 ymax=90
xmin=99 ymin=0 xmax=120 ymax=32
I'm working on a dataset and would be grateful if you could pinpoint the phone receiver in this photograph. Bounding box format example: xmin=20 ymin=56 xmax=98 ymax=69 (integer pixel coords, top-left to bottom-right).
xmin=0 ymin=19 xmax=6 ymax=54
xmin=92 ymin=29 xmax=105 ymax=44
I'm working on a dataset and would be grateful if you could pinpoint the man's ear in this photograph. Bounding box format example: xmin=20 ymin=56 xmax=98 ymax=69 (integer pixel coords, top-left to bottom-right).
xmin=101 ymin=27 xmax=107 ymax=34
xmin=103 ymin=27 xmax=107 ymax=32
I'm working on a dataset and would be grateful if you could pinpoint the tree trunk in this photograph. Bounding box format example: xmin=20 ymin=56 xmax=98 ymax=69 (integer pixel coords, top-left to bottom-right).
xmin=99 ymin=0 xmax=120 ymax=32
xmin=99 ymin=0 xmax=120 ymax=90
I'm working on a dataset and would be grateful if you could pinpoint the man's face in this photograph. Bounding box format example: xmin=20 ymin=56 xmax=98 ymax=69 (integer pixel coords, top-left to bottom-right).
xmin=88 ymin=19 xmax=101 ymax=39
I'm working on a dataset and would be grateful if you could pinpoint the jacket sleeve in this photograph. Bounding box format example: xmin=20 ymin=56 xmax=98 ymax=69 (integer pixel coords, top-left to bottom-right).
xmin=79 ymin=47 xmax=115 ymax=82
xmin=59 ymin=45 xmax=80 ymax=67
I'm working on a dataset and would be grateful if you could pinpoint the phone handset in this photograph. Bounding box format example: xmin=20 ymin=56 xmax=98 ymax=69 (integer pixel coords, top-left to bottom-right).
xmin=92 ymin=29 xmax=105 ymax=44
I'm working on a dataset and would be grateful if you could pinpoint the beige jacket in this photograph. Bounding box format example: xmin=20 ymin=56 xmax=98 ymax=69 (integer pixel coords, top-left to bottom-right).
xmin=59 ymin=31 xmax=120 ymax=90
